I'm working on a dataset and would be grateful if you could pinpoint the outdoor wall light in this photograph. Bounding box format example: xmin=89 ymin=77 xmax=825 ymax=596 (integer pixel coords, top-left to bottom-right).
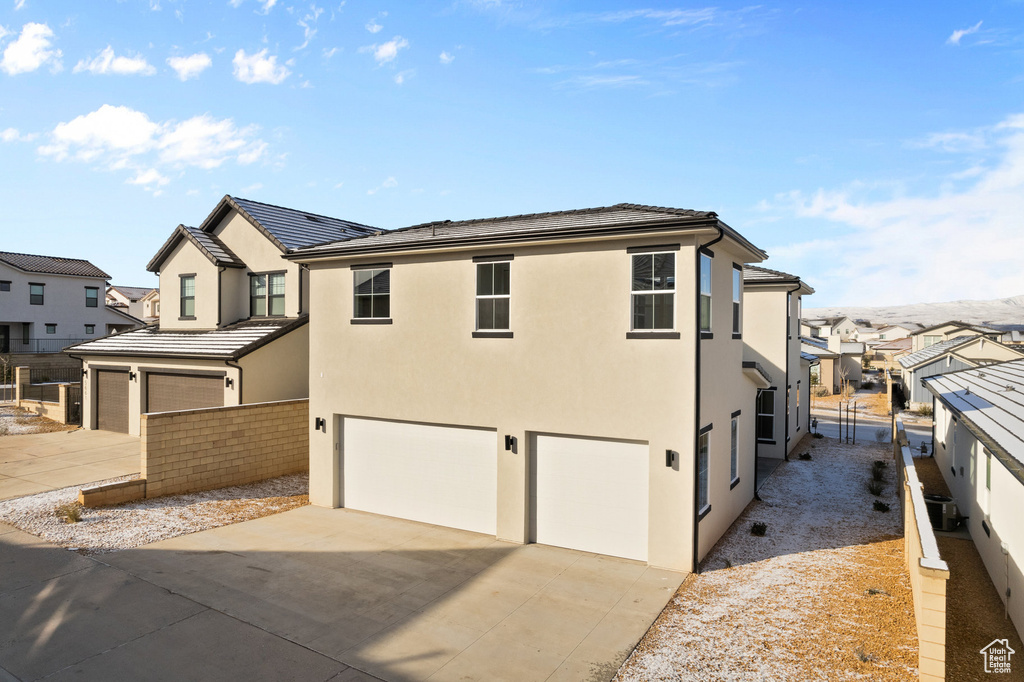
xmin=314 ymin=417 xmax=326 ymax=432
xmin=666 ymin=449 xmax=678 ymax=467
xmin=225 ymin=377 xmax=234 ymax=388
xmin=128 ymin=372 xmax=137 ymax=381
xmin=504 ymin=435 xmax=516 ymax=451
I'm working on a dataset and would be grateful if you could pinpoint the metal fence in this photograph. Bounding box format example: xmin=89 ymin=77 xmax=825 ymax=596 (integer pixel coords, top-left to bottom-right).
xmin=4 ymin=338 xmax=86 ymax=355
xmin=66 ymin=384 xmax=82 ymax=425
xmin=0 ymin=364 xmax=13 ymax=403
xmin=29 ymin=366 xmax=82 ymax=384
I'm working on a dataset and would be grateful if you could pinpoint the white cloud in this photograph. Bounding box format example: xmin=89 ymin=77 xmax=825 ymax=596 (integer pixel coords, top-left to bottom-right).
xmin=37 ymin=104 xmax=268 ymax=189
xmin=947 ymin=20 xmax=982 ymax=46
xmin=767 ymin=113 xmax=1024 ymax=305
xmin=367 ymin=176 xmax=397 ymax=194
xmin=1 ymin=22 xmax=63 ymax=75
xmin=360 ymin=36 xmax=408 ymax=64
xmin=241 ymin=182 xmax=263 ymax=193
xmin=13 ymin=0 xmax=26 ymax=10
xmin=295 ymin=5 xmax=324 ymax=50
xmin=0 ymin=127 xmax=35 ymax=142
xmin=595 ymin=8 xmax=717 ymax=27
xmin=127 ymin=168 xmax=169 ymax=191
xmin=73 ymin=46 xmax=156 ymax=76
xmin=439 ymin=51 xmax=454 ymax=64
xmin=167 ymin=53 xmax=212 ymax=80
xmin=232 ymin=48 xmax=290 ymax=84
xmin=366 ymin=19 xmax=382 ymax=33
xmin=228 ymin=0 xmax=277 ymax=13
xmin=394 ymin=69 xmax=413 ymax=84
xmin=322 ymin=46 xmax=339 ymax=59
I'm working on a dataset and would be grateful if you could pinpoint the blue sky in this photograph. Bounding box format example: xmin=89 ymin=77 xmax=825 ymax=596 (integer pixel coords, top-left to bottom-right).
xmin=2 ymin=1 xmax=1023 ymax=307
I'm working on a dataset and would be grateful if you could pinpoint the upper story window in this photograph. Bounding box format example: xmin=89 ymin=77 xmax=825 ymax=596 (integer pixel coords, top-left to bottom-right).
xmin=476 ymin=261 xmax=510 ymax=331
xmin=0 ymin=281 xmax=10 ymax=292
xmin=923 ymin=335 xmax=941 ymax=348
xmin=29 ymin=283 xmax=44 ymax=305
xmin=700 ymin=253 xmax=712 ymax=332
xmin=353 ymin=266 xmax=391 ymax=320
xmin=756 ymin=388 xmax=775 ymax=441
xmin=180 ymin=275 xmax=196 ymax=318
xmin=787 ymin=292 xmax=793 ymax=339
xmin=732 ymin=265 xmax=741 ymax=336
xmin=85 ymin=287 xmax=99 ymax=308
xmin=250 ymin=272 xmax=286 ymax=317
xmin=631 ymin=251 xmax=675 ymax=330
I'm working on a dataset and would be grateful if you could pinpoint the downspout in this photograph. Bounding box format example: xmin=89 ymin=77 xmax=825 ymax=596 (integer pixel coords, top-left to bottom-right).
xmin=754 ymin=389 xmax=762 ymax=501
xmin=217 ymin=266 xmax=225 ymax=326
xmin=298 ymin=264 xmax=308 ymax=315
xmin=225 ymin=359 xmax=243 ymax=404
xmin=692 ymin=224 xmax=724 ymax=574
xmin=783 ymin=282 xmax=801 ymax=461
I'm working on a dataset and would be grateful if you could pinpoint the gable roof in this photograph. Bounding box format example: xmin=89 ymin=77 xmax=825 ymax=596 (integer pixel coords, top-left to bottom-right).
xmin=148 ymin=225 xmax=246 ymax=272
xmin=898 ymin=335 xmax=978 ymax=369
xmin=288 ymin=203 xmax=766 ymax=261
xmin=924 ymin=359 xmax=1024 ymax=481
xmin=874 ymin=337 xmax=912 ymax=352
xmin=65 ymin=317 xmax=307 ymax=360
xmin=108 ymin=285 xmax=156 ymax=302
xmin=912 ymin=320 xmax=1000 ymax=336
xmin=0 ymin=251 xmax=109 ymax=279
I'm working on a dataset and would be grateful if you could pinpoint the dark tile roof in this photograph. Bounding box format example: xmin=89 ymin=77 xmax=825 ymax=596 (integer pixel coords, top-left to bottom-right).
xmin=898 ymin=335 xmax=978 ymax=370
xmin=66 ymin=317 xmax=307 ymax=360
xmin=288 ymin=203 xmax=766 ymax=260
xmin=147 ymin=225 xmax=245 ymax=272
xmin=211 ymin=196 xmax=380 ymax=251
xmin=743 ymin=264 xmax=798 ymax=283
xmin=0 ymin=251 xmax=109 ymax=279
xmin=108 ymin=285 xmax=157 ymax=301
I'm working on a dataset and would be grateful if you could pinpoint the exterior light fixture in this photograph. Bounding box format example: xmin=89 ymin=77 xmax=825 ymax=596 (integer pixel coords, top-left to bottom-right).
xmin=314 ymin=417 xmax=326 ymax=432
xmin=666 ymin=449 xmax=678 ymax=467
xmin=225 ymin=377 xmax=234 ymax=388
xmin=504 ymin=435 xmax=516 ymax=451
xmin=128 ymin=372 xmax=137 ymax=381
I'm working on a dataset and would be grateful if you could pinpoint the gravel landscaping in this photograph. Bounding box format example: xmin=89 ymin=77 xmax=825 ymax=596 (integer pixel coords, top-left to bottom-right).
xmin=0 ymin=473 xmax=309 ymax=553
xmin=615 ymin=435 xmax=916 ymax=681
xmin=0 ymin=403 xmax=77 ymax=435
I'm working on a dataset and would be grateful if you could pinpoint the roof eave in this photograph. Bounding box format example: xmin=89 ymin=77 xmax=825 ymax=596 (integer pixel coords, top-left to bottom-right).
xmin=201 ymin=195 xmax=289 ymax=254
xmin=233 ymin=315 xmax=309 ymax=360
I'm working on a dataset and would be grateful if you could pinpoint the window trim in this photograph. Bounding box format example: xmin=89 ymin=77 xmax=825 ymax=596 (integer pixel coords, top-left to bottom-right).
xmin=85 ymin=286 xmax=99 ymax=308
xmin=475 ymin=260 xmax=511 ymax=332
xmin=85 ymin=324 xmax=95 ymax=335
xmin=249 ymin=270 xmax=287 ymax=318
xmin=699 ymin=253 xmax=712 ymax=333
xmin=730 ymin=416 xmax=739 ymax=485
xmin=630 ymin=249 xmax=677 ymax=333
xmin=44 ymin=323 xmax=57 ymax=334
xmin=732 ymin=263 xmax=742 ymax=338
xmin=29 ymin=282 xmax=44 ymax=306
xmin=179 ymin=273 xmax=196 ymax=319
xmin=697 ymin=429 xmax=711 ymax=516
xmin=756 ymin=388 xmax=776 ymax=442
xmin=352 ymin=265 xmax=391 ymax=320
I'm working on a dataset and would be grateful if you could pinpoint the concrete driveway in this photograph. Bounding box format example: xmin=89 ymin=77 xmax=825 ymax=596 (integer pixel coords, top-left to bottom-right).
xmin=0 ymin=430 xmax=140 ymax=501
xmin=4 ymin=505 xmax=683 ymax=681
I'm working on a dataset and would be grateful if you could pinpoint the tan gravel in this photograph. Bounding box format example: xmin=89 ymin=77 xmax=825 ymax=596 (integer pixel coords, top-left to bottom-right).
xmin=615 ymin=436 xmax=917 ymax=681
xmin=0 ymin=473 xmax=308 ymax=553
xmin=0 ymin=403 xmax=77 ymax=434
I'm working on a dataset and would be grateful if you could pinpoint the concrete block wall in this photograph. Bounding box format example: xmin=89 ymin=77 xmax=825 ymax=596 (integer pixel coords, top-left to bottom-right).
xmin=79 ymin=479 xmax=147 ymax=507
xmin=141 ymin=399 xmax=308 ymax=498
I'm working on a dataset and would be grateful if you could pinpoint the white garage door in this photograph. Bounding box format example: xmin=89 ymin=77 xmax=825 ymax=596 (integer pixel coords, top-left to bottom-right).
xmin=531 ymin=434 xmax=649 ymax=561
xmin=342 ymin=417 xmax=497 ymax=535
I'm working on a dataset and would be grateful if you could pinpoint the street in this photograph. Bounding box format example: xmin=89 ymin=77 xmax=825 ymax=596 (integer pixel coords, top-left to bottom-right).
xmin=809 ymin=413 xmax=933 ymax=453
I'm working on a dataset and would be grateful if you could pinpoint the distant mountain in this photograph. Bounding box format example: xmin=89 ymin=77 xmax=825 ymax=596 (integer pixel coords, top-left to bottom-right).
xmin=804 ymin=294 xmax=1024 ymax=328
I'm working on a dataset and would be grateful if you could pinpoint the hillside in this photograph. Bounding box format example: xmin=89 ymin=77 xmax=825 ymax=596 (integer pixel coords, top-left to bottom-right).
xmin=804 ymin=294 xmax=1024 ymax=328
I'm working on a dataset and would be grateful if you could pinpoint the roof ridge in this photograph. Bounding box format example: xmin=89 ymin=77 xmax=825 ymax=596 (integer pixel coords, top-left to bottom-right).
xmin=396 ymin=203 xmax=712 ymax=233
xmin=0 ymin=250 xmax=100 ymax=265
xmin=230 ymin=195 xmax=378 ymax=229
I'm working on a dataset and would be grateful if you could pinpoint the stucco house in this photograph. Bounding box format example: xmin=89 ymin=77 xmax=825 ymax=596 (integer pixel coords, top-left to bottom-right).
xmin=800 ymin=315 xmax=856 ymax=341
xmin=898 ymin=335 xmax=1024 ymax=411
xmin=924 ymin=360 xmax=1024 ymax=641
xmin=742 ymin=265 xmax=815 ymax=462
xmin=288 ymin=202 xmax=789 ymax=573
xmin=66 ymin=195 xmax=378 ymax=435
xmin=107 ymin=285 xmax=159 ymax=323
xmin=911 ymin=321 xmax=1001 ymax=353
xmin=0 ymin=251 xmax=141 ymax=361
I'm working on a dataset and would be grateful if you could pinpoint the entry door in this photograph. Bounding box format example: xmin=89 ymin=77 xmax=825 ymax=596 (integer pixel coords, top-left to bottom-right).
xmin=96 ymin=370 xmax=130 ymax=433
xmin=531 ymin=434 xmax=650 ymax=561
xmin=0 ymin=325 xmax=8 ymax=353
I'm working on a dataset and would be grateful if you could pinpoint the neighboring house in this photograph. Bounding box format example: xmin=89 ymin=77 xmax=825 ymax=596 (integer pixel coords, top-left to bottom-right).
xmin=801 ymin=316 xmax=857 ymax=341
xmin=0 ymin=250 xmax=141 ymax=357
xmin=876 ymin=323 xmax=917 ymax=341
xmin=924 ymin=360 xmax=1024 ymax=642
xmin=987 ymin=324 xmax=1024 ymax=347
xmin=898 ymin=335 xmax=1024 ymax=410
xmin=66 ymin=195 xmax=378 ymax=435
xmin=289 ymin=203 xmax=779 ymax=573
xmin=139 ymin=288 xmax=160 ymax=320
xmin=872 ymin=336 xmax=912 ymax=369
xmin=742 ymin=265 xmax=815 ymax=462
xmin=802 ymin=336 xmax=840 ymax=393
xmin=911 ymin=321 xmax=1001 ymax=353
xmin=106 ymin=285 xmax=158 ymax=323
xmin=826 ymin=338 xmax=865 ymax=391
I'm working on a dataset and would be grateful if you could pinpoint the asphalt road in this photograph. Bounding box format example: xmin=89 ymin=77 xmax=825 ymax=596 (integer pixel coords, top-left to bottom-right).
xmin=810 ymin=413 xmax=934 ymax=453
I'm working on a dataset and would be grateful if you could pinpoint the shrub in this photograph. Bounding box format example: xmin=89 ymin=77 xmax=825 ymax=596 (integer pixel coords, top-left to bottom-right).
xmin=751 ymin=522 xmax=767 ymax=536
xmin=812 ymin=432 xmax=824 ymax=439
xmin=914 ymin=404 xmax=934 ymax=417
xmin=862 ymin=380 xmax=875 ymax=390
xmin=874 ymin=428 xmax=890 ymax=444
xmin=54 ymin=502 xmax=82 ymax=524
xmin=872 ymin=467 xmax=885 ymax=482
xmin=873 ymin=501 xmax=891 ymax=513
xmin=813 ymin=385 xmax=831 ymax=398
xmin=799 ymin=452 xmax=813 ymax=461
xmin=867 ymin=480 xmax=884 ymax=496
xmin=855 ymin=648 xmax=877 ymax=663
xmin=866 ymin=587 xmax=890 ymax=595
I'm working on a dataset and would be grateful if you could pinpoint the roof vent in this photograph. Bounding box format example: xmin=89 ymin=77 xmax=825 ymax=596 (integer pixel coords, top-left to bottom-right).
xmin=305 ymin=215 xmax=322 ymax=223
xmin=965 ymin=387 xmax=971 ymax=395
xmin=1007 ymin=385 xmax=1016 ymax=392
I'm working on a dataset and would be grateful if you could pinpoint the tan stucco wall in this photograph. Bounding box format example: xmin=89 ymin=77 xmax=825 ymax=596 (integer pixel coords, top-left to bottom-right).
xmin=304 ymin=233 xmax=760 ymax=572
xmin=952 ymin=337 xmax=1024 ymax=364
xmin=239 ymin=323 xmax=310 ymax=403
xmin=157 ymin=238 xmax=220 ymax=330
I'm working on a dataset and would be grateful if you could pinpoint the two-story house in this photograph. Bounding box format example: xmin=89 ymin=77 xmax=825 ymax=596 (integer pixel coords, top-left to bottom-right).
xmin=288 ymin=203 xmax=777 ymax=573
xmin=898 ymin=335 xmax=1024 ymax=411
xmin=742 ymin=265 xmax=816 ymax=464
xmin=911 ymin=321 xmax=1002 ymax=352
xmin=0 ymin=251 xmax=141 ymax=359
xmin=106 ymin=285 xmax=159 ymax=324
xmin=67 ymin=195 xmax=378 ymax=435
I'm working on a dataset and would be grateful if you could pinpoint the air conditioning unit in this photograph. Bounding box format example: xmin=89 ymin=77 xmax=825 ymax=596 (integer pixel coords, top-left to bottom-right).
xmin=923 ymin=494 xmax=959 ymax=531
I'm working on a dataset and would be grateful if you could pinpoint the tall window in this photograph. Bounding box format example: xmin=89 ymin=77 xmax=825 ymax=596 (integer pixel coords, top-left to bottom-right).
xmin=631 ymin=252 xmax=675 ymax=330
xmin=476 ymin=261 xmax=510 ymax=330
xmin=353 ymin=267 xmax=391 ymax=319
xmin=700 ymin=253 xmax=712 ymax=332
xmin=730 ymin=417 xmax=739 ymax=483
xmin=29 ymin=283 xmax=44 ymax=305
xmin=796 ymin=381 xmax=801 ymax=429
xmin=250 ymin=273 xmax=286 ymax=317
xmin=85 ymin=287 xmax=99 ymax=307
xmin=756 ymin=389 xmax=775 ymax=441
xmin=697 ymin=431 xmax=710 ymax=512
xmin=180 ymin=275 xmax=195 ymax=317
xmin=732 ymin=265 xmax=741 ymax=335
xmin=787 ymin=293 xmax=792 ymax=339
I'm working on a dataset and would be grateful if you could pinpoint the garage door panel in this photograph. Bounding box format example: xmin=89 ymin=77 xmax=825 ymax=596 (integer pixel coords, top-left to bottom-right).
xmin=531 ymin=434 xmax=649 ymax=562
xmin=146 ymin=373 xmax=224 ymax=414
xmin=343 ymin=418 xmax=497 ymax=536
xmin=96 ymin=370 xmax=129 ymax=434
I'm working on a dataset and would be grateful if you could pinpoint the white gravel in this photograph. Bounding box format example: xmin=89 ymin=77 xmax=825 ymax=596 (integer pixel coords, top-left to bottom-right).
xmin=0 ymin=473 xmax=308 ymax=553
xmin=0 ymin=402 xmax=73 ymax=435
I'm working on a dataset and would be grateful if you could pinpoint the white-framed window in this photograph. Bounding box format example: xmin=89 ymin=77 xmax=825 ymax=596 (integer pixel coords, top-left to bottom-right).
xmin=730 ymin=417 xmax=738 ymax=483
xmin=732 ymin=264 xmax=741 ymax=336
xmin=923 ymin=335 xmax=941 ymax=348
xmin=697 ymin=430 xmax=710 ymax=512
xmin=699 ymin=253 xmax=712 ymax=332
xmin=353 ymin=267 xmax=391 ymax=319
xmin=179 ymin=275 xmax=195 ymax=318
xmin=250 ymin=272 xmax=286 ymax=317
xmin=756 ymin=388 xmax=775 ymax=441
xmin=631 ymin=251 xmax=675 ymax=330
xmin=476 ymin=261 xmax=511 ymax=330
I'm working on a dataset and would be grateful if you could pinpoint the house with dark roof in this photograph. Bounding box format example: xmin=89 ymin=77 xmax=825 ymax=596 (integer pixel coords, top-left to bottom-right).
xmin=0 ymin=251 xmax=141 ymax=356
xmin=924 ymin=360 xmax=1024 ymax=642
xmin=287 ymin=201 xmax=792 ymax=573
xmin=67 ymin=195 xmax=377 ymax=435
xmin=106 ymin=285 xmax=159 ymax=323
xmin=741 ymin=265 xmax=816 ymax=465
xmin=898 ymin=334 xmax=1024 ymax=410
xmin=910 ymin=321 xmax=1002 ymax=353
